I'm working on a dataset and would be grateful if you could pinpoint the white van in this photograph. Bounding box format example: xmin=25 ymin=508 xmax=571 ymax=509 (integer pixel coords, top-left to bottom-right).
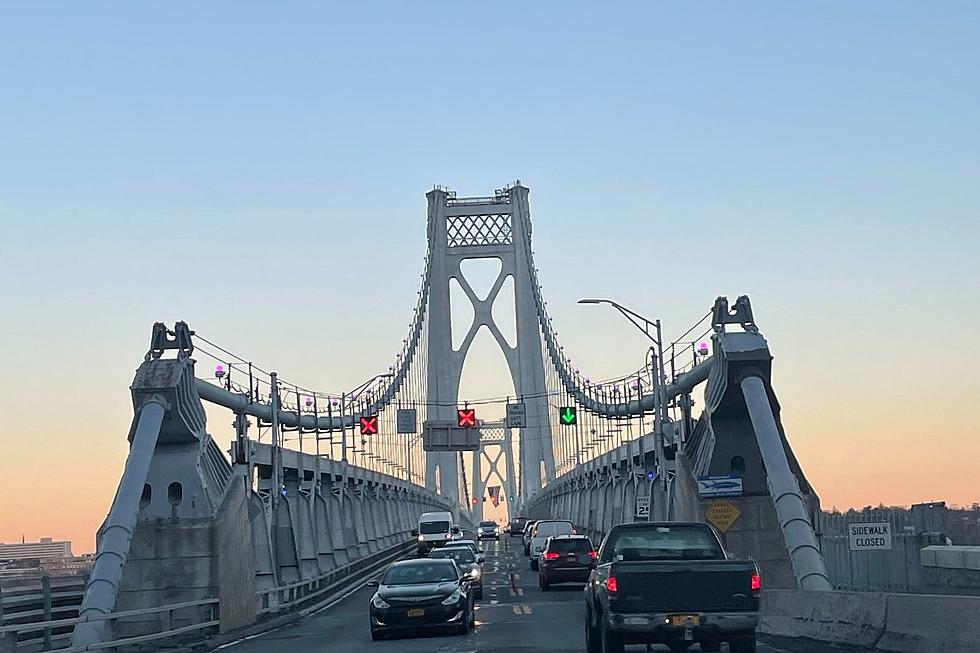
xmin=414 ymin=511 xmax=454 ymax=556
xmin=528 ymin=519 xmax=574 ymax=570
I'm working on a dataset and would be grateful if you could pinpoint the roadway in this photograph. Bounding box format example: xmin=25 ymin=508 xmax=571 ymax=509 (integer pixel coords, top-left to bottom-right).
xmin=215 ymin=536 xmax=869 ymax=653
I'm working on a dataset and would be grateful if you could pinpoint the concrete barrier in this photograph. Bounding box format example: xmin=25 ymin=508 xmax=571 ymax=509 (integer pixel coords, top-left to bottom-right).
xmin=759 ymin=589 xmax=886 ymax=648
xmin=876 ymin=593 xmax=980 ymax=653
xmin=761 ymin=589 xmax=980 ymax=652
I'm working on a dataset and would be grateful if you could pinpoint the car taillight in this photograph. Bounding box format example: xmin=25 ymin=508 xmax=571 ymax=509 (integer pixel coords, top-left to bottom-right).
xmin=751 ymin=572 xmax=762 ymax=592
xmin=588 ymin=551 xmax=598 ymax=559
xmin=543 ymin=552 xmax=560 ymax=560
xmin=606 ymin=576 xmax=618 ymax=593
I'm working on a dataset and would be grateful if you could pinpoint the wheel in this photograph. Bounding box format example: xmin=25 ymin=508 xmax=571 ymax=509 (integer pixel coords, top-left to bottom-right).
xmin=729 ymin=634 xmax=757 ymax=653
xmin=530 ymin=559 xmax=538 ymax=571
xmin=370 ymin=628 xmax=385 ymax=641
xmin=475 ymin=588 xmax=483 ymax=600
xmin=585 ymin=608 xmax=601 ymax=653
xmin=667 ymin=644 xmax=691 ymax=652
xmin=600 ymin=623 xmax=625 ymax=653
xmin=701 ymin=640 xmax=722 ymax=652
xmin=540 ymin=574 xmax=551 ymax=591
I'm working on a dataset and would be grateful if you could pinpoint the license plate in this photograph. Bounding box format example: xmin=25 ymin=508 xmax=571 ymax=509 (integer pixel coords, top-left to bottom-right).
xmin=669 ymin=615 xmax=700 ymax=627
xmin=406 ymin=608 xmax=425 ymax=618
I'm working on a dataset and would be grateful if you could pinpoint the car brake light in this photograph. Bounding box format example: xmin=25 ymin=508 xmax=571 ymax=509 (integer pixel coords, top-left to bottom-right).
xmin=543 ymin=552 xmax=560 ymax=560
xmin=751 ymin=573 xmax=762 ymax=592
xmin=606 ymin=576 xmax=618 ymax=593
xmin=588 ymin=551 xmax=598 ymax=559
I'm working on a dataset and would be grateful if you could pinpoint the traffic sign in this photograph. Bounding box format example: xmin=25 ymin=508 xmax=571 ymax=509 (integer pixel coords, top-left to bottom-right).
xmin=698 ymin=474 xmax=743 ymax=498
xmin=559 ymin=406 xmax=577 ymax=425
xmin=359 ymin=415 xmax=379 ymax=436
xmin=457 ymin=408 xmax=477 ymax=428
xmin=705 ymin=500 xmax=742 ymax=533
xmin=634 ymin=494 xmax=651 ymax=519
xmin=505 ymin=402 xmax=526 ymax=428
xmin=396 ymin=408 xmax=417 ymax=434
xmin=848 ymin=523 xmax=892 ymax=551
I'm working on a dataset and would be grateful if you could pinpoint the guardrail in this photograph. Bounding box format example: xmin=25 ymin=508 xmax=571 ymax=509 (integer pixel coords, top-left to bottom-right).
xmin=0 ymin=538 xmax=415 ymax=653
xmin=0 ymin=576 xmax=88 ymax=652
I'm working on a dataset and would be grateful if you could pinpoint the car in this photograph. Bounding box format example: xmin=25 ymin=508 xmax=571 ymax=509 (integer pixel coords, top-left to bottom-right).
xmin=443 ymin=539 xmax=481 ymax=558
xmin=367 ymin=558 xmax=475 ymax=641
xmin=537 ymin=534 xmax=596 ymax=591
xmin=508 ymin=517 xmax=529 ymax=537
xmin=430 ymin=546 xmax=483 ymax=599
xmin=522 ymin=520 xmax=539 ymax=555
xmin=477 ymin=520 xmax=500 ymax=540
xmin=584 ymin=522 xmax=760 ymax=653
xmin=528 ymin=519 xmax=575 ymax=570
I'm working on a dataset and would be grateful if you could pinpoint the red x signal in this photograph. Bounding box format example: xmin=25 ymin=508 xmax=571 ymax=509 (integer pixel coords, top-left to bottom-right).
xmin=457 ymin=408 xmax=477 ymax=428
xmin=360 ymin=415 xmax=378 ymax=436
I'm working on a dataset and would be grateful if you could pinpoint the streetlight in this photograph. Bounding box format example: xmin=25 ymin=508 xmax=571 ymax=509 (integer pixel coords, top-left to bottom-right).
xmin=578 ymin=298 xmax=670 ymax=521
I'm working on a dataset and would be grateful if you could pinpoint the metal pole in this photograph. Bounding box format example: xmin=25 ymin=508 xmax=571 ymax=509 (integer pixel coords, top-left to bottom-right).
xmin=340 ymin=392 xmax=348 ymax=462
xmin=653 ymin=321 xmax=669 ymax=521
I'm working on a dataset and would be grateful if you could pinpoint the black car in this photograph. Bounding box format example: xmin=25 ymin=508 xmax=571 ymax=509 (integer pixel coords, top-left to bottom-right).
xmin=508 ymin=517 xmax=528 ymax=537
xmin=538 ymin=534 xmax=596 ymax=590
xmin=429 ymin=546 xmax=483 ymax=599
xmin=367 ymin=558 xmax=475 ymax=640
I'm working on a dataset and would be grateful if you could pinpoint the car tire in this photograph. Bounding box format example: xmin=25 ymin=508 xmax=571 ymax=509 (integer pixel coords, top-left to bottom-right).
xmin=530 ymin=559 xmax=538 ymax=571
xmin=701 ymin=640 xmax=722 ymax=652
xmin=540 ymin=575 xmax=550 ymax=591
xmin=667 ymin=644 xmax=691 ymax=652
xmin=585 ymin=608 xmax=601 ymax=653
xmin=370 ymin=628 xmax=385 ymax=641
xmin=729 ymin=634 xmax=757 ymax=653
xmin=475 ymin=588 xmax=483 ymax=600
xmin=600 ymin=623 xmax=625 ymax=653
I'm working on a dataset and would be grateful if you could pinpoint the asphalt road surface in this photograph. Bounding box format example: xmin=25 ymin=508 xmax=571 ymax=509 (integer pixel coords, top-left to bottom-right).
xmin=216 ymin=536 xmax=868 ymax=653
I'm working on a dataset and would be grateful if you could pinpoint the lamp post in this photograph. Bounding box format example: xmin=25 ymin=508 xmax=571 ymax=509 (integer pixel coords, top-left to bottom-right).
xmin=578 ymin=298 xmax=670 ymax=521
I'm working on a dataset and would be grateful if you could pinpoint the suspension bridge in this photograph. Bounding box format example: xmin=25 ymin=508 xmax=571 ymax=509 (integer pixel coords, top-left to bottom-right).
xmin=3 ymin=182 xmax=977 ymax=653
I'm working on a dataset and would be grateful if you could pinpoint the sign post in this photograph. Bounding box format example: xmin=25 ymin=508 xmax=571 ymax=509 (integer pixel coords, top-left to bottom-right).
xmin=848 ymin=523 xmax=892 ymax=551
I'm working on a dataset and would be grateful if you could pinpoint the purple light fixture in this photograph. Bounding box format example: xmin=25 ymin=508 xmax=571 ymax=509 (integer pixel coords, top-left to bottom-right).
xmin=215 ymin=364 xmax=225 ymax=379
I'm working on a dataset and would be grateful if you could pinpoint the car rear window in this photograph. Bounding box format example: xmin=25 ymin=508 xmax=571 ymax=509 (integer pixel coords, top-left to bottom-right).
xmin=534 ymin=521 xmax=573 ymax=538
xmin=601 ymin=525 xmax=724 ymax=562
xmin=548 ymin=538 xmax=593 ymax=554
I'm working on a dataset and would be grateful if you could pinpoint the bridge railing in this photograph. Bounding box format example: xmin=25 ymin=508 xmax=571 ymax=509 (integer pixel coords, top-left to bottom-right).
xmin=0 ymin=535 xmax=418 ymax=653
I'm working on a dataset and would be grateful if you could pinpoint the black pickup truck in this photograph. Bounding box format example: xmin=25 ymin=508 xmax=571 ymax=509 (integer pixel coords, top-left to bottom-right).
xmin=584 ymin=522 xmax=760 ymax=653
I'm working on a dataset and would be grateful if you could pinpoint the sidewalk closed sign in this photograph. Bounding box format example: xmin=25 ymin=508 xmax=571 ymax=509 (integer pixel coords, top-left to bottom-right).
xmin=848 ymin=522 xmax=892 ymax=551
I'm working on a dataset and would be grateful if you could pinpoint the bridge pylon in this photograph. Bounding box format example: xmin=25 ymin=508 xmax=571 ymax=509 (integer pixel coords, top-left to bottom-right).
xmin=424 ymin=183 xmax=555 ymax=506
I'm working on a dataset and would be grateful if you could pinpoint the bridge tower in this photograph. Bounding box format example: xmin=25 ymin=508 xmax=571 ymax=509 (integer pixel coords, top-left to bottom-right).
xmin=425 ymin=183 xmax=556 ymax=506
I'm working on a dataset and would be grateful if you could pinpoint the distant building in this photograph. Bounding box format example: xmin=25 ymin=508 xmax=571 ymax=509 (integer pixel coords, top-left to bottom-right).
xmin=0 ymin=537 xmax=73 ymax=561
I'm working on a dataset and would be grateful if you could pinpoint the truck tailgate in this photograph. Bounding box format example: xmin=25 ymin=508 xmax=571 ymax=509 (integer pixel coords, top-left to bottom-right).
xmin=609 ymin=560 xmax=758 ymax=613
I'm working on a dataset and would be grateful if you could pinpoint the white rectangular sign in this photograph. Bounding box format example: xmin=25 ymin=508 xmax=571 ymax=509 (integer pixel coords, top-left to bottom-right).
xmin=848 ymin=522 xmax=892 ymax=551
xmin=697 ymin=475 xmax=743 ymax=498
xmin=634 ymin=495 xmax=651 ymax=519
xmin=505 ymin=403 xmax=526 ymax=428
xmin=396 ymin=408 xmax=417 ymax=434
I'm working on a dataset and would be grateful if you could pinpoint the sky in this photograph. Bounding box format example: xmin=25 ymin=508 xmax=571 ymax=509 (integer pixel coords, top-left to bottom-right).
xmin=1 ymin=2 xmax=978 ymax=552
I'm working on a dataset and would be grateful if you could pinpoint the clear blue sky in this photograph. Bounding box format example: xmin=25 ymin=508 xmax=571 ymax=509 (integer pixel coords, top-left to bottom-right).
xmin=1 ymin=2 xmax=979 ymax=548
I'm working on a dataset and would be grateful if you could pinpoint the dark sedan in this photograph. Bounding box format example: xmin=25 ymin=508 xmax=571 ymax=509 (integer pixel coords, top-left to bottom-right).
xmin=429 ymin=546 xmax=483 ymax=599
xmin=367 ymin=559 xmax=475 ymax=640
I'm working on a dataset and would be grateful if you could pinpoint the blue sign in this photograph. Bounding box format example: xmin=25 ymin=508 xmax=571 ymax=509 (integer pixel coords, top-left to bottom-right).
xmin=697 ymin=474 xmax=743 ymax=497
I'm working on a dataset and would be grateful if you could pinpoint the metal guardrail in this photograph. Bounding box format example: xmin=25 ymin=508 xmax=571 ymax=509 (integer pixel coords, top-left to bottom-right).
xmin=0 ymin=538 xmax=415 ymax=653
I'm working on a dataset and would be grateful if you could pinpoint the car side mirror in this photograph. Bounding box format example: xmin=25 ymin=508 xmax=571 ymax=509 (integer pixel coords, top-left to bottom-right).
xmin=411 ymin=529 xmax=419 ymax=537
xmin=366 ymin=579 xmax=379 ymax=588
xmin=451 ymin=526 xmax=461 ymax=534
xmin=476 ymin=555 xmax=485 ymax=564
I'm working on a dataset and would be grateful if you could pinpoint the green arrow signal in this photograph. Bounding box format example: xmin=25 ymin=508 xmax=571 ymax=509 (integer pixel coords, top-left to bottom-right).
xmin=560 ymin=406 xmax=577 ymax=425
